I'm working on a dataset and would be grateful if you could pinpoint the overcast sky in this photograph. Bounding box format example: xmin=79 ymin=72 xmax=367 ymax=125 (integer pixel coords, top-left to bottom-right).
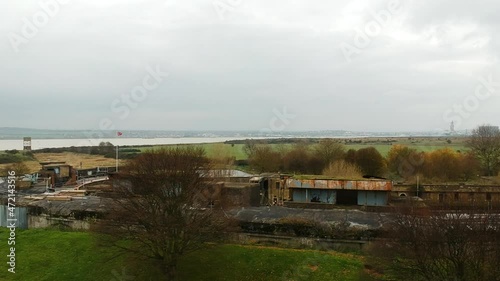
xmin=1 ymin=0 xmax=499 ymax=132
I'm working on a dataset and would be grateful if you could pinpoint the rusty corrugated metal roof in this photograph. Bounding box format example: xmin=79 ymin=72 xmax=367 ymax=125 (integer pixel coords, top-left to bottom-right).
xmin=286 ymin=178 xmax=392 ymax=191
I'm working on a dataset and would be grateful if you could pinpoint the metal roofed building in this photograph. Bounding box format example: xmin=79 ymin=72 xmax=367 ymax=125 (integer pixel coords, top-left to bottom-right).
xmin=283 ymin=177 xmax=392 ymax=207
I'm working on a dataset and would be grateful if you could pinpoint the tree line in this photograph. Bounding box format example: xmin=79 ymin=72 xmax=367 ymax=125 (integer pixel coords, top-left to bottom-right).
xmin=244 ymin=125 xmax=500 ymax=182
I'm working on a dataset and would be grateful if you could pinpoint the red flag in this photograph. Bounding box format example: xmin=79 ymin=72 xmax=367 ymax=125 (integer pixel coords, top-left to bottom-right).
xmin=117 ymin=131 xmax=123 ymax=137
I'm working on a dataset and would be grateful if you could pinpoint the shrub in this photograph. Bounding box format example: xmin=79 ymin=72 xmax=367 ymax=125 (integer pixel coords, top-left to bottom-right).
xmin=0 ymin=153 xmax=21 ymax=164
xmin=323 ymin=160 xmax=363 ymax=179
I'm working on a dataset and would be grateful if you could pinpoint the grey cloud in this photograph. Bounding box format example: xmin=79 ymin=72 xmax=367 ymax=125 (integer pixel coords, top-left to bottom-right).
xmin=0 ymin=0 xmax=499 ymax=131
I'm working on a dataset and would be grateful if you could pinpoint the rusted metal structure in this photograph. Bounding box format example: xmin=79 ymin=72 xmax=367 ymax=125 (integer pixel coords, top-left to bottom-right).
xmin=250 ymin=174 xmax=291 ymax=206
xmin=39 ymin=162 xmax=76 ymax=187
xmin=273 ymin=177 xmax=392 ymax=207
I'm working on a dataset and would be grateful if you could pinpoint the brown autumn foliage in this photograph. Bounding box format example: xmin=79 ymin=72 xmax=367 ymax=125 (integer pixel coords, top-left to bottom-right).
xmin=386 ymin=145 xmax=481 ymax=182
xmin=247 ymin=142 xmax=482 ymax=182
xmin=422 ymin=148 xmax=480 ymax=182
xmin=351 ymin=147 xmax=386 ymax=177
xmin=345 ymin=149 xmax=357 ymax=164
xmin=386 ymin=144 xmax=425 ymax=179
xmin=249 ymin=143 xmax=324 ymax=174
xmin=1 ymin=162 xmax=30 ymax=176
xmin=422 ymin=148 xmax=462 ymax=180
xmin=282 ymin=143 xmax=323 ymax=174
xmin=282 ymin=144 xmax=310 ymax=174
xmin=322 ymin=160 xmax=363 ymax=179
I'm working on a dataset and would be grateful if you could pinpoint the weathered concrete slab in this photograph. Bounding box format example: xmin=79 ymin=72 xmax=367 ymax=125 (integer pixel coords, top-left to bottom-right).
xmin=229 ymin=206 xmax=390 ymax=229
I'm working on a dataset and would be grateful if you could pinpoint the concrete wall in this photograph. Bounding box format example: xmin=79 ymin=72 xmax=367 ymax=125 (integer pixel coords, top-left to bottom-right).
xmin=28 ymin=215 xmax=91 ymax=230
xmin=0 ymin=205 xmax=28 ymax=229
xmin=393 ymin=184 xmax=500 ymax=208
xmin=222 ymin=183 xmax=260 ymax=207
xmin=229 ymin=233 xmax=368 ymax=251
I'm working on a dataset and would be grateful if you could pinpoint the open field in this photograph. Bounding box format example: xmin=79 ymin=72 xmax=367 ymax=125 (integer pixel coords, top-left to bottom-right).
xmin=0 ymin=160 xmax=40 ymax=174
xmin=141 ymin=136 xmax=468 ymax=158
xmin=140 ymin=143 xmax=249 ymax=160
xmin=344 ymin=136 xmax=468 ymax=156
xmin=0 ymin=228 xmax=370 ymax=281
xmin=0 ymin=152 xmax=125 ymax=174
xmin=34 ymin=152 xmax=125 ymax=169
xmin=344 ymin=143 xmax=467 ymax=157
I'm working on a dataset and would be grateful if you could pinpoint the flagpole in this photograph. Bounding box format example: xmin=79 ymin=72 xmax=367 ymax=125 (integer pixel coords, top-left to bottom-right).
xmin=116 ymin=131 xmax=122 ymax=173
xmin=116 ymin=144 xmax=119 ymax=172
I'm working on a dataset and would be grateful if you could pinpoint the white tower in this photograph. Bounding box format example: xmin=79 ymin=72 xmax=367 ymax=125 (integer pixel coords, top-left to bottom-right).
xmin=23 ymin=137 xmax=32 ymax=151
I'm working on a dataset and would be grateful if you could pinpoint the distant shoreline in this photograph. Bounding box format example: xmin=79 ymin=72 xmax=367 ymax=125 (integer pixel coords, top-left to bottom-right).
xmin=0 ymin=137 xmax=254 ymax=151
xmin=0 ymin=135 xmax=468 ymax=151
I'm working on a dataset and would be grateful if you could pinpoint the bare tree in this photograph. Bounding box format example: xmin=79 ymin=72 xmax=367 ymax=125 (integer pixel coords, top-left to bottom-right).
xmin=314 ymin=138 xmax=346 ymax=167
xmin=242 ymin=139 xmax=258 ymax=158
xmin=209 ymin=143 xmax=235 ymax=178
xmin=369 ymin=203 xmax=500 ymax=281
xmin=249 ymin=145 xmax=282 ymax=172
xmin=466 ymin=125 xmax=500 ymax=176
xmin=283 ymin=143 xmax=311 ymax=174
xmin=95 ymin=147 xmax=231 ymax=280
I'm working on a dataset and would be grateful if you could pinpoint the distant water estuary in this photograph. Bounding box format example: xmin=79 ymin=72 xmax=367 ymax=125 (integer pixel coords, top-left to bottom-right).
xmin=0 ymin=128 xmax=456 ymax=150
xmin=0 ymin=137 xmax=255 ymax=151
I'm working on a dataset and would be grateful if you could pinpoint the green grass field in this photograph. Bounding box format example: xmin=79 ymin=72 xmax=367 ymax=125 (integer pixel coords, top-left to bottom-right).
xmin=0 ymin=228 xmax=369 ymax=281
xmin=138 ymin=137 xmax=468 ymax=160
xmin=344 ymin=143 xmax=467 ymax=157
xmin=138 ymin=143 xmax=248 ymax=160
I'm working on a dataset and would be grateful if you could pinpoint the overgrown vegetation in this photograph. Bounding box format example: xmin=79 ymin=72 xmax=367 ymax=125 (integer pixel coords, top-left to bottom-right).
xmin=240 ymin=218 xmax=379 ymax=240
xmin=0 ymin=150 xmax=34 ymax=164
xmin=323 ymin=160 xmax=364 ymax=179
xmin=366 ymin=203 xmax=500 ymax=281
xmin=241 ymin=126 xmax=498 ymax=183
xmin=32 ymin=142 xmax=141 ymax=159
xmin=0 ymin=162 xmax=30 ymax=176
xmin=0 ymin=228 xmax=368 ymax=281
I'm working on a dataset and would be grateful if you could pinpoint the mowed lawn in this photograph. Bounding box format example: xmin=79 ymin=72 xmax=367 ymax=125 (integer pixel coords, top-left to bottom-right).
xmin=0 ymin=228 xmax=368 ymax=281
xmin=179 ymin=245 xmax=365 ymax=281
